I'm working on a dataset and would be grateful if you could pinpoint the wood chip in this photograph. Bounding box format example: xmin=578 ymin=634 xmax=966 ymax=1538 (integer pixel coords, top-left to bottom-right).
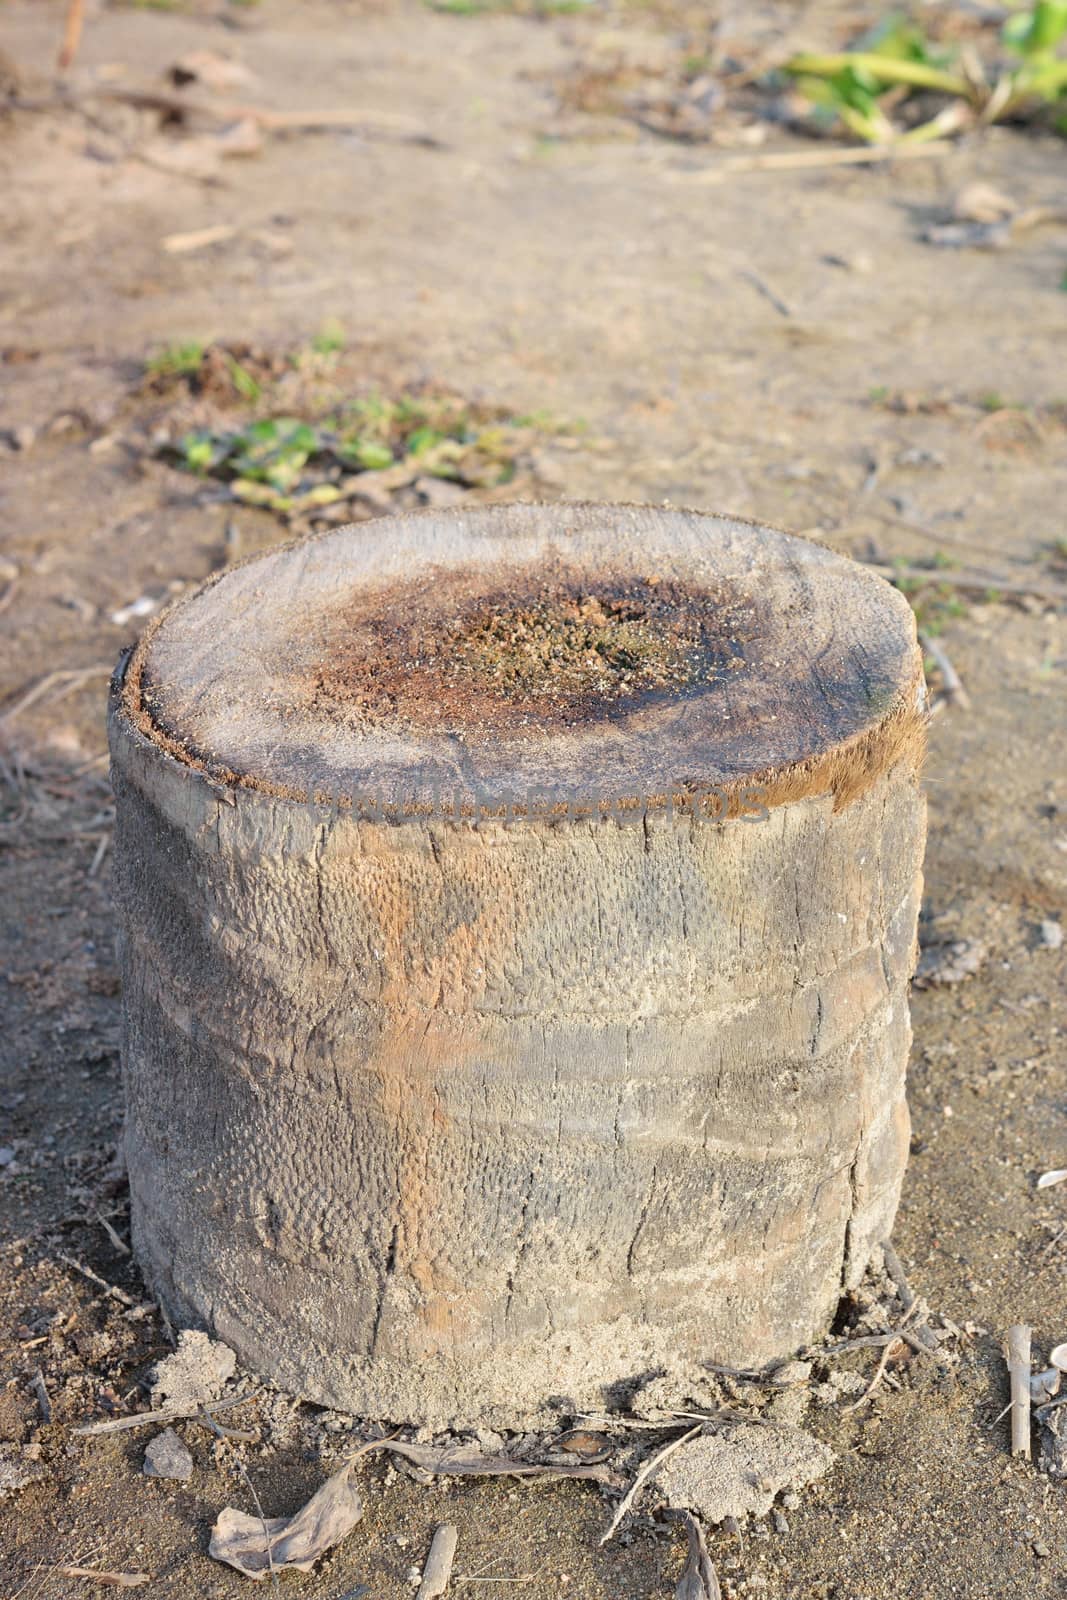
xmin=417 ymin=1524 xmax=459 ymax=1600
xmin=1007 ymin=1324 xmax=1032 ymax=1459
xmin=162 ymin=224 xmax=239 ymax=255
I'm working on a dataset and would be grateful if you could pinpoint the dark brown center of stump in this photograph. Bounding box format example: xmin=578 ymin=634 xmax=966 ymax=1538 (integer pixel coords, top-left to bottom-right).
xmin=307 ymin=566 xmax=759 ymax=734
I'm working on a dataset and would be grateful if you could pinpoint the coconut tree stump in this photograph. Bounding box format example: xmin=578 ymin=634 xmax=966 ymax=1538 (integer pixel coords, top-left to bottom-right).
xmin=109 ymin=502 xmax=926 ymax=1428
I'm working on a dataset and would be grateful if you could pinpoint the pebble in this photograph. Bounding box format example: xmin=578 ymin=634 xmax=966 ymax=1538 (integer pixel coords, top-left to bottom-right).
xmin=1034 ymin=1539 xmax=1051 ymax=1559
xmin=143 ymin=1427 xmax=194 ymax=1481
xmin=1039 ymin=920 xmax=1064 ymax=950
xmin=0 ymin=1148 xmax=14 ymax=1167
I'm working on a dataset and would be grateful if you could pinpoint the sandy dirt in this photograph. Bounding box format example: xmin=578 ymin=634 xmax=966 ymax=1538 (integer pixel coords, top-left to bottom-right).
xmin=1 ymin=1 xmax=1066 ymax=1596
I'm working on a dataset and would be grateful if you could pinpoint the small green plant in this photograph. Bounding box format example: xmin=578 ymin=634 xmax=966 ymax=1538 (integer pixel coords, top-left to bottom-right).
xmin=310 ymin=319 xmax=346 ymax=357
xmin=891 ymin=559 xmax=968 ymax=633
xmin=785 ymin=3 xmax=1067 ymax=144
xmin=165 ymin=389 xmax=559 ymax=517
xmin=146 ymin=341 xmax=206 ymax=379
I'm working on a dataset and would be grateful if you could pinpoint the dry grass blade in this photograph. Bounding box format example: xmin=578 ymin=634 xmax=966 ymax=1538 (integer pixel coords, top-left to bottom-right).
xmin=600 ymin=1425 xmax=702 ymax=1546
xmin=672 ymin=140 xmax=958 ymax=183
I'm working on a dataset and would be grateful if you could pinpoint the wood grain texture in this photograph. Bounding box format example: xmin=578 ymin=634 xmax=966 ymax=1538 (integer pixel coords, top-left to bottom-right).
xmin=110 ymin=503 xmax=926 ymax=1427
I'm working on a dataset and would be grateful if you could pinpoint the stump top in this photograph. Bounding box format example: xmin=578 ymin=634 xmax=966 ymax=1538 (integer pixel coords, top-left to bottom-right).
xmin=123 ymin=503 xmax=924 ymax=814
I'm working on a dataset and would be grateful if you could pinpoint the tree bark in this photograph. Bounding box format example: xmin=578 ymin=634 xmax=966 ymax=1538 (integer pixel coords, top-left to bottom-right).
xmin=110 ymin=502 xmax=926 ymax=1428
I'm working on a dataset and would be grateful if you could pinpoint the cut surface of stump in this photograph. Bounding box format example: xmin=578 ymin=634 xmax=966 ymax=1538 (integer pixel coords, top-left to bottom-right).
xmin=110 ymin=502 xmax=926 ymax=1428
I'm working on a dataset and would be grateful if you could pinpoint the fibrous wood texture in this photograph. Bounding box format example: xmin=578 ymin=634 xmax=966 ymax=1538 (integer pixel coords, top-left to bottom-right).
xmin=110 ymin=502 xmax=926 ymax=1428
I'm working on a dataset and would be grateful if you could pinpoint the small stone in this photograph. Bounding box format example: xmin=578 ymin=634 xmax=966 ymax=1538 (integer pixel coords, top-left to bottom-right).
xmin=1039 ymin=920 xmax=1064 ymax=950
xmin=772 ymin=1511 xmax=789 ymax=1535
xmin=406 ymin=1566 xmax=422 ymax=1586
xmin=781 ymin=1490 xmax=800 ymax=1510
xmin=0 ymin=1148 xmax=15 ymax=1166
xmin=11 ymin=424 xmax=36 ymax=453
xmin=143 ymin=1427 xmax=193 ymax=1481
xmin=1033 ymin=1539 xmax=1051 ymax=1559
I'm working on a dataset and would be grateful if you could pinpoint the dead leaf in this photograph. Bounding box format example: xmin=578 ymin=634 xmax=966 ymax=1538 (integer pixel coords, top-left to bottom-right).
xmin=554 ymin=1428 xmax=613 ymax=1462
xmin=209 ymin=1457 xmax=363 ymax=1580
xmin=670 ymin=1511 xmax=721 ymax=1600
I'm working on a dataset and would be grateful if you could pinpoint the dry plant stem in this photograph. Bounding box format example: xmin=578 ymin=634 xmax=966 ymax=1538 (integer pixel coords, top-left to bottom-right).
xmin=57 ymin=0 xmax=85 ymax=71
xmin=0 ymin=666 xmax=113 ymax=727
xmin=74 ymin=1394 xmax=253 ymax=1436
xmin=881 ymin=1240 xmax=915 ymax=1311
xmin=600 ymin=1426 xmax=702 ymax=1547
xmin=863 ymin=562 xmax=1067 ymax=604
xmin=56 ymin=1570 xmax=149 ymax=1590
xmin=418 ymin=1525 xmax=460 ymax=1600
xmin=31 ymin=1369 xmax=51 ymax=1424
xmin=1007 ymin=1325 xmax=1032 ymax=1459
xmin=919 ymin=633 xmax=970 ymax=710
xmin=58 ymin=1253 xmax=135 ymax=1307
xmin=845 ymin=1337 xmax=904 ymax=1413
xmin=673 ymin=139 xmax=958 ymax=182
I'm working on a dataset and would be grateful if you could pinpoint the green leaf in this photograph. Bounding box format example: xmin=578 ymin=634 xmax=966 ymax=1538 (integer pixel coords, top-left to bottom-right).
xmin=1004 ymin=2 xmax=1067 ymax=59
xmin=406 ymin=426 xmax=444 ymax=456
xmin=341 ymin=438 xmax=394 ymax=471
xmin=181 ymin=430 xmax=225 ymax=473
xmin=225 ymin=354 xmax=261 ymax=403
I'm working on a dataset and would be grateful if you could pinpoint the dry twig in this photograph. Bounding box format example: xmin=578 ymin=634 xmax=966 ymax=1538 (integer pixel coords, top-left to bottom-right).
xmin=1007 ymin=1324 xmax=1032 ymax=1459
xmin=600 ymin=1425 xmax=702 ymax=1547
xmin=920 ymin=632 xmax=970 ymax=710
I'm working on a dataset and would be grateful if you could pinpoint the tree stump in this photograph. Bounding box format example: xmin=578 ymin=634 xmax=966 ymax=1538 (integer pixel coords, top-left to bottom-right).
xmin=109 ymin=502 xmax=926 ymax=1428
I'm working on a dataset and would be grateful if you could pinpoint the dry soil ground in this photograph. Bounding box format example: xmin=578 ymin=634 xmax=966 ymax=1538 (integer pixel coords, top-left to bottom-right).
xmin=1 ymin=1 xmax=1066 ymax=1597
